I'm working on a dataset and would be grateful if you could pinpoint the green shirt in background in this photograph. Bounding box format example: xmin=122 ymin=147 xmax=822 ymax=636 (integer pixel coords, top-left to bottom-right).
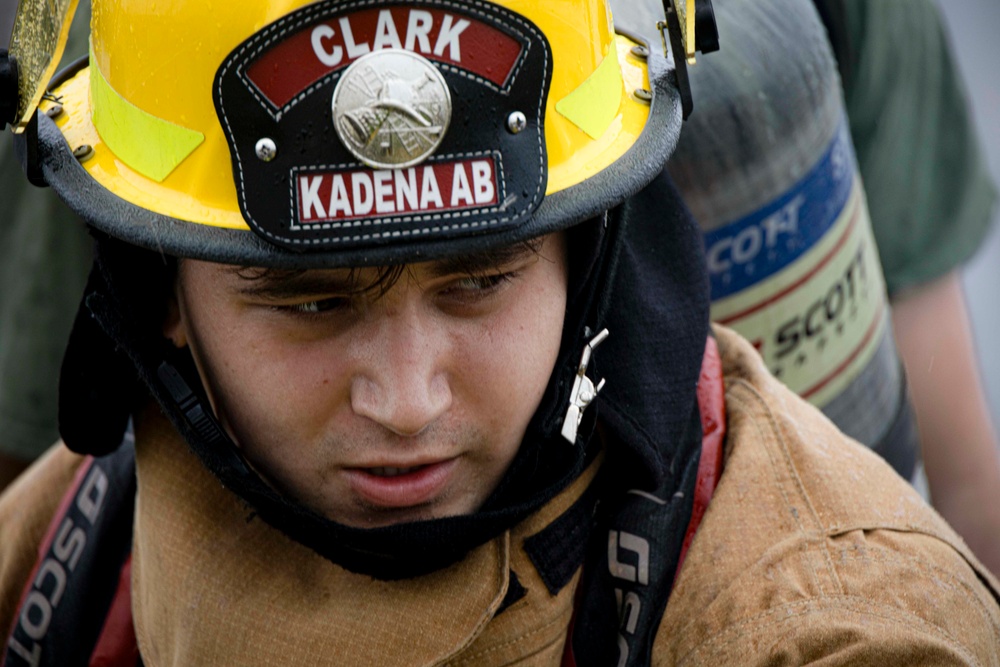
xmin=828 ymin=0 xmax=997 ymax=295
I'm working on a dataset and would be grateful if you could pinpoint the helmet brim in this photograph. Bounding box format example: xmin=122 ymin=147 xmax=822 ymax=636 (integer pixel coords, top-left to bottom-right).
xmin=40 ymin=45 xmax=682 ymax=269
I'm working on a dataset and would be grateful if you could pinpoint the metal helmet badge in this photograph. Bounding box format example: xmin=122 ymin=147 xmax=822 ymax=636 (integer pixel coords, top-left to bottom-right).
xmin=332 ymin=49 xmax=452 ymax=169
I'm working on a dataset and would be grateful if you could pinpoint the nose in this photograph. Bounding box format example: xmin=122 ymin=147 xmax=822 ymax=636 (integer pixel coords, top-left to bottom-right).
xmin=349 ymin=308 xmax=452 ymax=437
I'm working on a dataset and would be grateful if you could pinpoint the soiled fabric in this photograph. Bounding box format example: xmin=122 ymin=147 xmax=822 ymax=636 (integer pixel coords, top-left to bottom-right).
xmin=656 ymin=327 xmax=1000 ymax=663
xmin=2 ymin=327 xmax=998 ymax=665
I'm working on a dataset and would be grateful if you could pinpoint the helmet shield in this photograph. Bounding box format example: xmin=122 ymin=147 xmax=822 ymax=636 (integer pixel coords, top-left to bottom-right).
xmin=5 ymin=0 xmax=80 ymax=131
xmin=214 ymin=1 xmax=550 ymax=252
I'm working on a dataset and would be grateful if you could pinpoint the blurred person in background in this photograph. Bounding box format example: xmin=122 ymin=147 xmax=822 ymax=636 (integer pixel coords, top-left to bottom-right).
xmin=829 ymin=0 xmax=1000 ymax=578
xmin=611 ymin=0 xmax=1000 ymax=577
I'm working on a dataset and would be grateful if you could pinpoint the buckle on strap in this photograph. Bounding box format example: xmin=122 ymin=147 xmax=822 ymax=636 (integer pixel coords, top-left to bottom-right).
xmin=561 ymin=328 xmax=610 ymax=444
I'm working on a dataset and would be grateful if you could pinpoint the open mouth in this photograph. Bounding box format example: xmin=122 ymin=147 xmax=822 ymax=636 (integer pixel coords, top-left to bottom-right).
xmin=367 ymin=465 xmax=429 ymax=477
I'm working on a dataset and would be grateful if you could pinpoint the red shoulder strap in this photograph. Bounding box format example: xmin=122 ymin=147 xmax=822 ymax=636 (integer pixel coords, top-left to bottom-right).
xmin=674 ymin=335 xmax=726 ymax=580
xmin=88 ymin=555 xmax=138 ymax=667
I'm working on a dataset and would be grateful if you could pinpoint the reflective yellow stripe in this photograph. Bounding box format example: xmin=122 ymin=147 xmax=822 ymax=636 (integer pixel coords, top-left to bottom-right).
xmin=554 ymin=36 xmax=624 ymax=141
xmin=89 ymin=46 xmax=205 ymax=183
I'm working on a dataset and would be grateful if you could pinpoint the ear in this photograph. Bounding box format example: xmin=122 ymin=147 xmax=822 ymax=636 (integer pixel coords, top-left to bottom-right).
xmin=163 ymin=288 xmax=188 ymax=348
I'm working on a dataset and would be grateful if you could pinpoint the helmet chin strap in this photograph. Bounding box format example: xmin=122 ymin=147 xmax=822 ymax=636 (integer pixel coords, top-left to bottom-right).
xmin=148 ymin=344 xmax=603 ymax=580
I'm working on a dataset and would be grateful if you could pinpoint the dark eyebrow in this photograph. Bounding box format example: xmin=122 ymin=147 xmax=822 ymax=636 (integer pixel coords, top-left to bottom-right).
xmin=229 ymin=238 xmax=542 ymax=299
xmin=229 ymin=267 xmax=360 ymax=300
xmin=425 ymin=239 xmax=542 ymax=279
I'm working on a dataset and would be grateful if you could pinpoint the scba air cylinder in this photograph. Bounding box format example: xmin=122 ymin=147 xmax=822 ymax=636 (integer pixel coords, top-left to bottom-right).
xmin=611 ymin=0 xmax=919 ymax=478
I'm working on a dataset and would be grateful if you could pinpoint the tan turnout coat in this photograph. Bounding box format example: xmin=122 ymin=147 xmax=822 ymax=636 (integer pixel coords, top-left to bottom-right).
xmin=2 ymin=326 xmax=998 ymax=665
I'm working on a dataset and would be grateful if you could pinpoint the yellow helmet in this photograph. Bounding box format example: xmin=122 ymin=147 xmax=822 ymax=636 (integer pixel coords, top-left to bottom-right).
xmin=9 ymin=0 xmax=690 ymax=267
xmin=2 ymin=0 xmax=719 ymax=584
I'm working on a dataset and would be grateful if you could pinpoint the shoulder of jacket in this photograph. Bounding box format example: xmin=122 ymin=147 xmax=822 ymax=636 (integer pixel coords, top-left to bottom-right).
xmin=650 ymin=326 xmax=1000 ymax=664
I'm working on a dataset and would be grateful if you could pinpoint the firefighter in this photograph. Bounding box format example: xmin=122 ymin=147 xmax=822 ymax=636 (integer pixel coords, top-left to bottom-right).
xmin=1 ymin=0 xmax=998 ymax=663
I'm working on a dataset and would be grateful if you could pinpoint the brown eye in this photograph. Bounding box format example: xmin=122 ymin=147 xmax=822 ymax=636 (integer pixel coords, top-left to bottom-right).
xmin=452 ymin=273 xmax=513 ymax=292
xmin=436 ymin=272 xmax=518 ymax=313
xmin=282 ymin=297 xmax=350 ymax=314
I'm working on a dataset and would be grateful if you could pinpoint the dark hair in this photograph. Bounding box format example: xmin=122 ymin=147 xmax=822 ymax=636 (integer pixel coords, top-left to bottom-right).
xmin=222 ymin=236 xmax=546 ymax=300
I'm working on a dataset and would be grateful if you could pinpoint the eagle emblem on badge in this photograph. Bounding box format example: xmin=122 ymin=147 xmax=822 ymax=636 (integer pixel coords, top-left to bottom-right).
xmin=332 ymin=49 xmax=452 ymax=169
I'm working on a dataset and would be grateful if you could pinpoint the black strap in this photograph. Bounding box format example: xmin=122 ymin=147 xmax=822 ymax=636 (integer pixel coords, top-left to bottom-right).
xmin=571 ymin=408 xmax=703 ymax=667
xmin=524 ymin=472 xmax=603 ymax=596
xmin=4 ymin=431 xmax=136 ymax=667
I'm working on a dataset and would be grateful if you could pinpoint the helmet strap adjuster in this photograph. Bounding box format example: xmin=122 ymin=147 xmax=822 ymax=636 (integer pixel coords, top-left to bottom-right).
xmin=561 ymin=328 xmax=609 ymax=444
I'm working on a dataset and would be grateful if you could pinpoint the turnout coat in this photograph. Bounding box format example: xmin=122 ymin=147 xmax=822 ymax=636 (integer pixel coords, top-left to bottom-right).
xmin=2 ymin=327 xmax=998 ymax=665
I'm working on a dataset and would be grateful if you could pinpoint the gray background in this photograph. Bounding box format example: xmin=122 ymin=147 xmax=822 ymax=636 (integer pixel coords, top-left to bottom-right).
xmin=0 ymin=4 xmax=10 ymax=42
xmin=2 ymin=0 xmax=1000 ymax=422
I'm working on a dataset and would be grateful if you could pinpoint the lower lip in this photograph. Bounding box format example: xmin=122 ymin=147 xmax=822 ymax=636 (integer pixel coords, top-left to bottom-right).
xmin=345 ymin=459 xmax=457 ymax=509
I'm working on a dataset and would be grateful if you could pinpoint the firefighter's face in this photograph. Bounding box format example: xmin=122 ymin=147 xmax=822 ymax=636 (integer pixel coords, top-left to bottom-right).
xmin=164 ymin=233 xmax=567 ymax=527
